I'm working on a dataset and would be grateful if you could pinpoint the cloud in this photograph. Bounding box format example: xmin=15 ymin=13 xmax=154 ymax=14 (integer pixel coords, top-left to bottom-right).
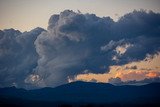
xmin=108 ymin=77 xmax=122 ymax=84
xmin=72 ymin=52 xmax=160 ymax=84
xmin=1 ymin=9 xmax=160 ymax=89
xmin=125 ymin=65 xmax=137 ymax=70
xmin=112 ymin=43 xmax=133 ymax=61
xmin=115 ymin=43 xmax=133 ymax=55
xmin=112 ymin=10 xmax=160 ymax=39
xmin=33 ymin=10 xmax=114 ymax=87
xmin=108 ymin=77 xmax=160 ymax=85
xmin=101 ymin=40 xmax=118 ymax=51
xmin=115 ymin=71 xmax=160 ymax=81
xmin=0 ymin=28 xmax=45 ymax=88
xmin=25 ymin=74 xmax=40 ymax=84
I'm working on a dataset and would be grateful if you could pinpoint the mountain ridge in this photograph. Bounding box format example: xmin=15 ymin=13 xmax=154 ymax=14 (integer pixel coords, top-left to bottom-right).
xmin=0 ymin=81 xmax=160 ymax=107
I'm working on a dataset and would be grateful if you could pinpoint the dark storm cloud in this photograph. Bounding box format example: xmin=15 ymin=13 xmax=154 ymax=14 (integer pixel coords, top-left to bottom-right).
xmin=33 ymin=10 xmax=160 ymax=88
xmin=112 ymin=10 xmax=160 ymax=39
xmin=33 ymin=10 xmax=114 ymax=87
xmin=1 ymin=10 xmax=160 ymax=88
xmin=0 ymin=28 xmax=45 ymax=88
xmin=101 ymin=36 xmax=160 ymax=64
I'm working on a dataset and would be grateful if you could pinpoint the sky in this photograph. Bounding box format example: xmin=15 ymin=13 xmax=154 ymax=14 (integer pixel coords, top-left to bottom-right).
xmin=0 ymin=0 xmax=160 ymax=89
xmin=0 ymin=0 xmax=160 ymax=31
xmin=72 ymin=52 xmax=160 ymax=83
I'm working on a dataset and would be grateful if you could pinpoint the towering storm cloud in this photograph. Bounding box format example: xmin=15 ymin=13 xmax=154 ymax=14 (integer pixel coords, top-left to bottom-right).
xmin=33 ymin=10 xmax=115 ymax=87
xmin=0 ymin=28 xmax=45 ymax=88
xmin=0 ymin=10 xmax=160 ymax=89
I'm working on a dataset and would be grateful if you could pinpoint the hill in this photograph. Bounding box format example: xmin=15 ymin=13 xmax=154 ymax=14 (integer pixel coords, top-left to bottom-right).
xmin=0 ymin=81 xmax=160 ymax=107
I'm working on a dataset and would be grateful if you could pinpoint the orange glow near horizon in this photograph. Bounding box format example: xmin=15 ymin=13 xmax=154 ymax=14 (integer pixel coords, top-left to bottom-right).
xmin=69 ymin=52 xmax=160 ymax=83
xmin=146 ymin=72 xmax=160 ymax=78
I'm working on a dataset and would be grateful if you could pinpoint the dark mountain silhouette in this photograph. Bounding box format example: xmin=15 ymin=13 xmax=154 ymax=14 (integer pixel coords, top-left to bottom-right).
xmin=0 ymin=81 xmax=160 ymax=107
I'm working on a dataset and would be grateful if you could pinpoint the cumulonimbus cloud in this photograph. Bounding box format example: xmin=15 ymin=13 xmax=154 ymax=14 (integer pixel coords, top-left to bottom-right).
xmin=0 ymin=10 xmax=160 ymax=89
xmin=0 ymin=28 xmax=45 ymax=88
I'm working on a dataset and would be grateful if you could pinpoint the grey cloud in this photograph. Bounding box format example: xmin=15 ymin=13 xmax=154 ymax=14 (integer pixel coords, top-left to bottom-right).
xmin=0 ymin=28 xmax=45 ymax=88
xmin=33 ymin=10 xmax=114 ymax=87
xmin=112 ymin=10 xmax=160 ymax=40
xmin=108 ymin=77 xmax=122 ymax=85
xmin=101 ymin=39 xmax=125 ymax=52
xmin=109 ymin=77 xmax=160 ymax=86
xmin=102 ymin=36 xmax=160 ymax=65
xmin=1 ymin=9 xmax=160 ymax=89
xmin=125 ymin=65 xmax=137 ymax=70
xmin=26 ymin=10 xmax=160 ymax=88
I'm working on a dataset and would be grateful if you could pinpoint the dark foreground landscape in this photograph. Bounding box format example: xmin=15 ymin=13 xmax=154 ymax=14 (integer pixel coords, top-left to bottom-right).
xmin=0 ymin=81 xmax=160 ymax=107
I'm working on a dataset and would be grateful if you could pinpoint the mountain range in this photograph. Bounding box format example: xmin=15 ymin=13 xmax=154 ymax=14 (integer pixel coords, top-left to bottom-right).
xmin=0 ymin=81 xmax=160 ymax=107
